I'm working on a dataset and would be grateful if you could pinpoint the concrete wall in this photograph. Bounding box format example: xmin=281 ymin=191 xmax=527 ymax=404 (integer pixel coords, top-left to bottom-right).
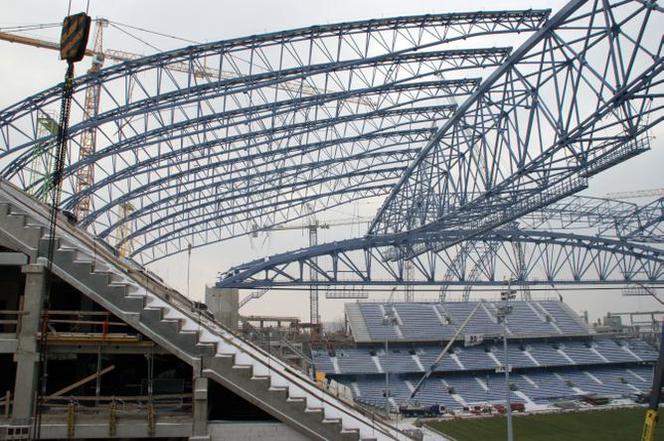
xmin=205 ymin=287 xmax=239 ymax=331
xmin=209 ymin=421 xmax=309 ymax=441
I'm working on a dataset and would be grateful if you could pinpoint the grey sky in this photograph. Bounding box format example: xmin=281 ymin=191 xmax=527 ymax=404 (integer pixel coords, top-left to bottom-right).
xmin=1 ymin=0 xmax=663 ymax=324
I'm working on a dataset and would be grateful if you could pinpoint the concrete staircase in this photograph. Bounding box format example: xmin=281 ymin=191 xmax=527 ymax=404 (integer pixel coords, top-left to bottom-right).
xmin=0 ymin=181 xmax=407 ymax=441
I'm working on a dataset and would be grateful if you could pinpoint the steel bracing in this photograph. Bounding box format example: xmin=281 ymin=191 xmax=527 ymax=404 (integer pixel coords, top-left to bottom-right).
xmin=370 ymin=0 xmax=664 ymax=250
xmin=520 ymin=195 xmax=664 ymax=242
xmin=0 ymin=1 xmax=662 ymax=282
xmin=217 ymin=228 xmax=664 ymax=288
xmin=0 ymin=10 xmax=549 ymax=263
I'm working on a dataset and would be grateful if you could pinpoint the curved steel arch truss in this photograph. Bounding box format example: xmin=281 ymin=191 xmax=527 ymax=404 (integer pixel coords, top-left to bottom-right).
xmin=0 ymin=2 xmax=661 ymax=268
xmin=217 ymin=229 xmax=664 ymax=288
xmin=0 ymin=10 xmax=549 ymax=263
xmin=371 ymin=0 xmax=664 ymax=252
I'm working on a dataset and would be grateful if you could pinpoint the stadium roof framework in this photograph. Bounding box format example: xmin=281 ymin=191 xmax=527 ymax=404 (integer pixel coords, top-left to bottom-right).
xmin=0 ymin=0 xmax=662 ymax=293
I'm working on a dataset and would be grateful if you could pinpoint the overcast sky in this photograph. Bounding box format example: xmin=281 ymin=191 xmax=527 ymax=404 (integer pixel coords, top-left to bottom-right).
xmin=1 ymin=0 xmax=663 ymax=325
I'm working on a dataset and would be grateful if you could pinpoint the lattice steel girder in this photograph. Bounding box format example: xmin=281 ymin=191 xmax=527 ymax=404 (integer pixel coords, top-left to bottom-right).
xmin=135 ymin=185 xmax=393 ymax=265
xmin=217 ymin=229 xmax=664 ymax=288
xmin=95 ymin=146 xmax=420 ymax=234
xmin=618 ymin=196 xmax=664 ymax=241
xmin=67 ymin=107 xmax=453 ymax=227
xmin=0 ymin=10 xmax=549 ymax=263
xmin=7 ymin=76 xmax=480 ymax=182
xmin=518 ymin=194 xmax=664 ymax=242
xmin=10 ymin=48 xmax=508 ymax=157
xmin=4 ymin=77 xmax=472 ymax=189
xmin=0 ymin=10 xmax=547 ymax=137
xmin=370 ymin=0 xmax=664 ymax=249
xmin=103 ymin=131 xmax=432 ymax=260
xmin=123 ymin=163 xmax=404 ymax=248
xmin=56 ymin=88 xmax=469 ymax=219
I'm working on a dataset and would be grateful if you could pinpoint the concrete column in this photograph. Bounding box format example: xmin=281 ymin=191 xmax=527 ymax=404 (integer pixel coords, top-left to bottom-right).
xmin=205 ymin=287 xmax=239 ymax=331
xmin=12 ymin=263 xmax=46 ymax=423
xmin=190 ymin=376 xmax=209 ymax=441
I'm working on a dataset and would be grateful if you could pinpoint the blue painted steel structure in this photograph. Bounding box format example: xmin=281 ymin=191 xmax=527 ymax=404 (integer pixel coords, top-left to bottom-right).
xmin=370 ymin=0 xmax=664 ymax=250
xmin=0 ymin=0 xmax=662 ymax=298
xmin=217 ymin=228 xmax=664 ymax=288
xmin=0 ymin=10 xmax=549 ymax=263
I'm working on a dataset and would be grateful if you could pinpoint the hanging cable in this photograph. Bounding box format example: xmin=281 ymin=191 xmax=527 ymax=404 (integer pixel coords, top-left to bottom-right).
xmin=108 ymin=20 xmax=200 ymax=45
xmin=32 ymin=60 xmax=76 ymax=441
xmin=0 ymin=23 xmax=61 ymax=33
xmin=108 ymin=22 xmax=161 ymax=52
xmin=32 ymin=12 xmax=91 ymax=440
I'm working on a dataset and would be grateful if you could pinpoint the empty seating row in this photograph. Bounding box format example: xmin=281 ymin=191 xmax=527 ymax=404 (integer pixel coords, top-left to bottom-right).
xmin=312 ymin=338 xmax=657 ymax=375
xmin=344 ymin=366 xmax=654 ymax=410
xmin=352 ymin=300 xmax=591 ymax=343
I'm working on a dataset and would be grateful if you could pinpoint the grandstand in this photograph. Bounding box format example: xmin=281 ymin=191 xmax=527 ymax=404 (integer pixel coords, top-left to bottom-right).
xmin=312 ymin=300 xmax=658 ymax=412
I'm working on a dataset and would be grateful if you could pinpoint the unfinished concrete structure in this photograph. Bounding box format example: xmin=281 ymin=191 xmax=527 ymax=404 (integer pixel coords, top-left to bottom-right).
xmin=0 ymin=180 xmax=404 ymax=440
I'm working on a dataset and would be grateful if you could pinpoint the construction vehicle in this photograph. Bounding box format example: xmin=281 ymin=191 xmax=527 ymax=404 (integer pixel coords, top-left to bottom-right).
xmin=641 ymin=322 xmax=664 ymax=441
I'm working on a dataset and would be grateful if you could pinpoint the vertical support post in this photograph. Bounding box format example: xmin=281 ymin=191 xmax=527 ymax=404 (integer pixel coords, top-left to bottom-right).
xmin=95 ymin=345 xmax=102 ymax=406
xmin=384 ymin=335 xmax=389 ymax=416
xmin=12 ymin=263 xmax=47 ymax=424
xmin=4 ymin=391 xmax=10 ymax=417
xmin=190 ymin=375 xmax=209 ymax=440
xmin=108 ymin=399 xmax=117 ymax=437
xmin=309 ymin=223 xmax=319 ymax=325
xmin=67 ymin=400 xmax=76 ymax=439
xmin=503 ymin=316 xmax=513 ymax=439
xmin=500 ymin=280 xmax=516 ymax=441
xmin=205 ymin=287 xmax=238 ymax=331
xmin=146 ymin=347 xmax=155 ymax=436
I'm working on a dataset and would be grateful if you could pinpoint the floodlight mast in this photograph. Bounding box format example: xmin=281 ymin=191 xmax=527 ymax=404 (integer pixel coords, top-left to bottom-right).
xmin=499 ymin=281 xmax=517 ymax=441
xmin=382 ymin=308 xmax=398 ymax=415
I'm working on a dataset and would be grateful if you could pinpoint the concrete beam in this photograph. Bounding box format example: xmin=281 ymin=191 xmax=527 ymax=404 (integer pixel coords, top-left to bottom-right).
xmin=36 ymin=420 xmax=192 ymax=439
xmin=46 ymin=343 xmax=169 ymax=355
xmin=0 ymin=252 xmax=27 ymax=266
xmin=0 ymin=335 xmax=17 ymax=353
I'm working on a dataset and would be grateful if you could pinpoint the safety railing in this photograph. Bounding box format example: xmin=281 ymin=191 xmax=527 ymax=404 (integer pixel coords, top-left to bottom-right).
xmin=0 ymin=310 xmax=28 ymax=335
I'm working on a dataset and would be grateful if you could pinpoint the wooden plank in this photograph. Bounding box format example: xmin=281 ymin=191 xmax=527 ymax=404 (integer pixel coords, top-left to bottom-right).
xmin=44 ymin=393 xmax=192 ymax=402
xmin=46 ymin=319 xmax=126 ymax=326
xmin=47 ymin=365 xmax=115 ymax=398
xmin=46 ymin=310 xmax=112 ymax=316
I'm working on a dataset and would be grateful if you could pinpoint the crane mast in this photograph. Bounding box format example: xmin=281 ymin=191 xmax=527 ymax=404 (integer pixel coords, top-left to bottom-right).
xmin=606 ymin=188 xmax=664 ymax=200
xmin=74 ymin=18 xmax=108 ymax=220
xmin=249 ymin=217 xmax=370 ymax=322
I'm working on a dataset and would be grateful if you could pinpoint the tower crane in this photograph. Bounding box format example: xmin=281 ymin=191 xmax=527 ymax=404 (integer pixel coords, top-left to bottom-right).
xmin=0 ymin=22 xmax=376 ymax=229
xmin=74 ymin=19 xmax=107 ymax=220
xmin=606 ymin=188 xmax=664 ymax=200
xmin=249 ymin=217 xmax=371 ymax=324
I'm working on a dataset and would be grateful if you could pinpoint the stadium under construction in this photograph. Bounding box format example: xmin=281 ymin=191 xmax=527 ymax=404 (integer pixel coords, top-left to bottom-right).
xmin=0 ymin=0 xmax=663 ymax=440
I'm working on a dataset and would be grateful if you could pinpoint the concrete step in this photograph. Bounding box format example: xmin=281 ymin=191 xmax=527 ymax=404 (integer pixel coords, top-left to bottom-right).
xmin=0 ymin=185 xmax=403 ymax=441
